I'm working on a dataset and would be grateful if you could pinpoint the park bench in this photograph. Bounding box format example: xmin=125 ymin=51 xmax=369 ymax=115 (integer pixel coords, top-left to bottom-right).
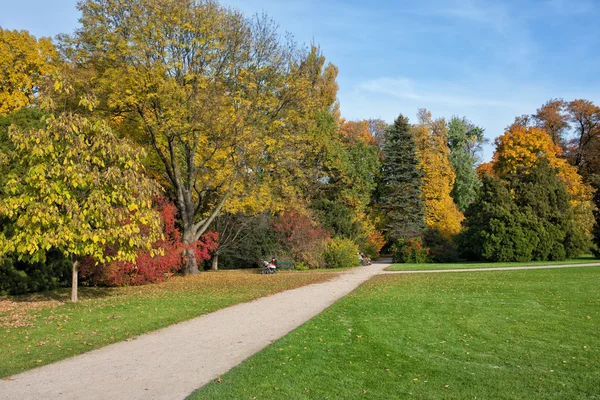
xmin=277 ymin=261 xmax=295 ymax=270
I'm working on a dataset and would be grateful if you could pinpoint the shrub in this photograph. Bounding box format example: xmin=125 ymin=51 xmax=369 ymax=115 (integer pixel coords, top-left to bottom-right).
xmin=294 ymin=261 xmax=310 ymax=271
xmin=323 ymin=238 xmax=361 ymax=269
xmin=0 ymin=250 xmax=71 ymax=295
xmin=80 ymin=198 xmax=218 ymax=286
xmin=423 ymin=229 xmax=460 ymax=263
xmin=272 ymin=210 xmax=330 ymax=268
xmin=392 ymin=237 xmax=429 ymax=263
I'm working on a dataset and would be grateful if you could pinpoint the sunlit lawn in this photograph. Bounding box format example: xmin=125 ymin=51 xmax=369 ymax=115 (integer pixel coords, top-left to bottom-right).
xmin=191 ymin=267 xmax=600 ymax=399
xmin=386 ymin=255 xmax=600 ymax=271
xmin=0 ymin=270 xmax=337 ymax=378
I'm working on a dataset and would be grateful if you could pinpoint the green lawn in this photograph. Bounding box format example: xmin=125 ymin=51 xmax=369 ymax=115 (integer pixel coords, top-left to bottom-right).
xmin=191 ymin=267 xmax=600 ymax=399
xmin=0 ymin=270 xmax=336 ymax=378
xmin=386 ymin=255 xmax=600 ymax=271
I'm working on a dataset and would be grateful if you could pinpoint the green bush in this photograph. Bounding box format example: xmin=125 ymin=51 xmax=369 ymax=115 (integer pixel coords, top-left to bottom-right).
xmin=294 ymin=261 xmax=310 ymax=271
xmin=0 ymin=250 xmax=71 ymax=295
xmin=392 ymin=237 xmax=429 ymax=263
xmin=323 ymin=238 xmax=360 ymax=269
xmin=423 ymin=229 xmax=460 ymax=263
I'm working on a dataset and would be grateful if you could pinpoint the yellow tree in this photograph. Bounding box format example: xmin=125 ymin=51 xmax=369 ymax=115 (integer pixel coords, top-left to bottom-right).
xmin=60 ymin=0 xmax=330 ymax=273
xmin=0 ymin=28 xmax=59 ymax=114
xmin=492 ymin=125 xmax=594 ymax=235
xmin=0 ymin=113 xmax=161 ymax=302
xmin=412 ymin=109 xmax=464 ymax=237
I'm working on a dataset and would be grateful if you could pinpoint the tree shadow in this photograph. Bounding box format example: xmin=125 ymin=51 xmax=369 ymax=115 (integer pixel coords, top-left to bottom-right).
xmin=4 ymin=286 xmax=118 ymax=304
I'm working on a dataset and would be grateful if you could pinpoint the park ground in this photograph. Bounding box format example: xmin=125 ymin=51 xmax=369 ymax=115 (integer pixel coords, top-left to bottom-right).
xmin=2 ymin=261 xmax=600 ymax=399
xmin=191 ymin=266 xmax=600 ymax=399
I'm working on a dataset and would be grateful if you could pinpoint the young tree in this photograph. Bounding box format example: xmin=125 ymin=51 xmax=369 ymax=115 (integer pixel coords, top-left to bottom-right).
xmin=447 ymin=116 xmax=485 ymax=212
xmin=380 ymin=114 xmax=425 ymax=241
xmin=413 ymin=109 xmax=464 ymax=237
xmin=0 ymin=113 xmax=161 ymax=302
xmin=60 ymin=0 xmax=332 ymax=274
xmin=0 ymin=28 xmax=59 ymax=114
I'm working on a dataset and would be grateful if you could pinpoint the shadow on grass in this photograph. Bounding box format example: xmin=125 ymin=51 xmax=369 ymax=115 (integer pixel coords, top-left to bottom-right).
xmin=5 ymin=286 xmax=117 ymax=304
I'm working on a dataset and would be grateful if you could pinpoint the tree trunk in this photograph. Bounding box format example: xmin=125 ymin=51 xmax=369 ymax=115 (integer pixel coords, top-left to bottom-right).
xmin=182 ymin=247 xmax=199 ymax=275
xmin=211 ymin=252 xmax=219 ymax=271
xmin=71 ymin=260 xmax=79 ymax=303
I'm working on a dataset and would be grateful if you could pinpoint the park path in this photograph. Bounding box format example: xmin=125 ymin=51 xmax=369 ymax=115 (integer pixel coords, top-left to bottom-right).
xmin=0 ymin=261 xmax=390 ymax=400
xmin=2 ymin=261 xmax=600 ymax=400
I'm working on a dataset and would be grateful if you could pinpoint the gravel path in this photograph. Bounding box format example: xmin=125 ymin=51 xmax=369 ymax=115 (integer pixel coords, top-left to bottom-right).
xmin=2 ymin=261 xmax=599 ymax=400
xmin=0 ymin=261 xmax=390 ymax=400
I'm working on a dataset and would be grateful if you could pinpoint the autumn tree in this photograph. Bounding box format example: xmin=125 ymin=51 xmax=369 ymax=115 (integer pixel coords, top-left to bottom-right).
xmin=412 ymin=109 xmax=463 ymax=237
xmin=61 ymin=0 xmax=332 ymax=274
xmin=0 ymin=113 xmax=161 ymax=302
xmin=534 ymin=99 xmax=569 ymax=148
xmin=460 ymin=160 xmax=585 ymax=261
xmin=0 ymin=28 xmax=59 ymax=114
xmin=492 ymin=124 xmax=594 ymax=240
xmin=380 ymin=114 xmax=425 ymax=241
xmin=566 ymin=99 xmax=600 ymax=176
xmin=447 ymin=116 xmax=485 ymax=212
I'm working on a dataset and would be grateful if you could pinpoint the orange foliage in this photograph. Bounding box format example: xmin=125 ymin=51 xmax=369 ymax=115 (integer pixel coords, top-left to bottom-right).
xmin=339 ymin=119 xmax=377 ymax=146
xmin=492 ymin=125 xmax=594 ymax=233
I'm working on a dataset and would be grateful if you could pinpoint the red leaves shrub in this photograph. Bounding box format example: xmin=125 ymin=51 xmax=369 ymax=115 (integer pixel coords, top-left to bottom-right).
xmin=80 ymin=198 xmax=218 ymax=286
xmin=272 ymin=210 xmax=330 ymax=268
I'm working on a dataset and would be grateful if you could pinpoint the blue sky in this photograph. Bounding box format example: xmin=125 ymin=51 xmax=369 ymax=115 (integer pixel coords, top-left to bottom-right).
xmin=2 ymin=0 xmax=599 ymax=161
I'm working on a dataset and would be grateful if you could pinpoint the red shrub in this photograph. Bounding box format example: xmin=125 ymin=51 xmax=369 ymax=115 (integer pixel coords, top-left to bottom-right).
xmin=272 ymin=210 xmax=330 ymax=267
xmin=80 ymin=198 xmax=218 ymax=286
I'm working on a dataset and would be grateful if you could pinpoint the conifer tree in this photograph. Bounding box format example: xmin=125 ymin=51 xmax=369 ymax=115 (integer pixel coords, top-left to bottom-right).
xmin=380 ymin=115 xmax=425 ymax=241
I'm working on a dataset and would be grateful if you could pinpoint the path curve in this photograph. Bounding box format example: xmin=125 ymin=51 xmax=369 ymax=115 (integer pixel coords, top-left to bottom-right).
xmin=2 ymin=261 xmax=599 ymax=400
xmin=0 ymin=261 xmax=390 ymax=400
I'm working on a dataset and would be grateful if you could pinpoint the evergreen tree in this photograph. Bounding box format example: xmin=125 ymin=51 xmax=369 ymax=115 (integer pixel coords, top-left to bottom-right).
xmin=460 ymin=159 xmax=586 ymax=262
xmin=459 ymin=173 xmax=537 ymax=262
xmin=447 ymin=116 xmax=485 ymax=212
xmin=380 ymin=115 xmax=425 ymax=241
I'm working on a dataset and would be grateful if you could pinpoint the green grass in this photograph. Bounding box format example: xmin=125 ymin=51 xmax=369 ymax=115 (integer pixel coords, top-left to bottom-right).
xmin=386 ymin=255 xmax=600 ymax=271
xmin=191 ymin=267 xmax=600 ymax=399
xmin=0 ymin=270 xmax=337 ymax=378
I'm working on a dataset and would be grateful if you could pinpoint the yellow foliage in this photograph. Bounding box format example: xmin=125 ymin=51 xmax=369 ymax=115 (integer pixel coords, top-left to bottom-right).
xmin=413 ymin=111 xmax=464 ymax=237
xmin=0 ymin=28 xmax=59 ymax=114
xmin=492 ymin=125 xmax=595 ymax=234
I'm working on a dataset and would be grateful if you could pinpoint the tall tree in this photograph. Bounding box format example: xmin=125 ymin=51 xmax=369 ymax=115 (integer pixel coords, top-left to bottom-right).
xmin=534 ymin=98 xmax=569 ymax=148
xmin=61 ymin=0 xmax=331 ymax=274
xmin=0 ymin=113 xmax=161 ymax=302
xmin=461 ymin=160 xmax=585 ymax=262
xmin=566 ymin=99 xmax=600 ymax=176
xmin=492 ymin=124 xmax=594 ymax=243
xmin=447 ymin=116 xmax=485 ymax=212
xmin=380 ymin=114 xmax=425 ymax=241
xmin=413 ymin=109 xmax=463 ymax=237
xmin=0 ymin=28 xmax=59 ymax=114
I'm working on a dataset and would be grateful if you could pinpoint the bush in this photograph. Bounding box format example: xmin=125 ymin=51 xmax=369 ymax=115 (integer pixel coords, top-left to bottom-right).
xmin=294 ymin=261 xmax=310 ymax=271
xmin=392 ymin=237 xmax=429 ymax=263
xmin=272 ymin=210 xmax=330 ymax=268
xmin=0 ymin=250 xmax=71 ymax=295
xmin=323 ymin=238 xmax=361 ymax=269
xmin=80 ymin=198 xmax=218 ymax=286
xmin=423 ymin=229 xmax=460 ymax=263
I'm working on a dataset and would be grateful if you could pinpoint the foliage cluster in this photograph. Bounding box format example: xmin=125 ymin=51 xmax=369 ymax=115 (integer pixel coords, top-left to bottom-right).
xmin=322 ymin=238 xmax=361 ymax=269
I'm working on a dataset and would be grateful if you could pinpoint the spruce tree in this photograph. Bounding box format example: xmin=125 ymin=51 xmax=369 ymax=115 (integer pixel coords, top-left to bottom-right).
xmin=380 ymin=115 xmax=425 ymax=241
